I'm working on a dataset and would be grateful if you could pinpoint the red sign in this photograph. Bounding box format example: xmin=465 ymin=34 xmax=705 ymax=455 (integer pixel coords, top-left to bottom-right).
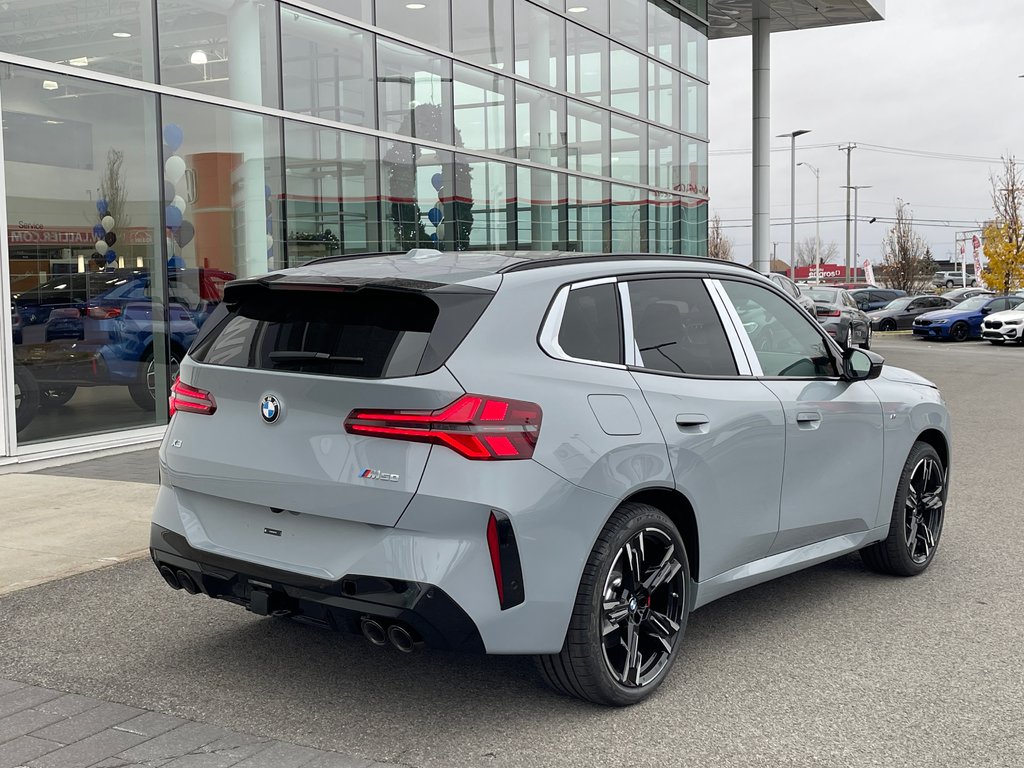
xmin=790 ymin=264 xmax=864 ymax=281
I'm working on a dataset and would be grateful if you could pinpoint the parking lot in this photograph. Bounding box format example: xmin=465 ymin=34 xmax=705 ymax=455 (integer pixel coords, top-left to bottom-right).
xmin=1 ymin=334 xmax=1022 ymax=768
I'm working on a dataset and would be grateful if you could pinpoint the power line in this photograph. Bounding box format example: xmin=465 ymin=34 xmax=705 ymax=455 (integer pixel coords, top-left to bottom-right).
xmin=710 ymin=140 xmax=1020 ymax=166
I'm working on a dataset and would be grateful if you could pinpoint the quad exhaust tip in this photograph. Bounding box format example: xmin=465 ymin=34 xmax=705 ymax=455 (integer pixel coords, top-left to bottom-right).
xmin=387 ymin=624 xmax=416 ymax=653
xmin=175 ymin=569 xmax=200 ymax=595
xmin=360 ymin=617 xmax=388 ymax=646
xmin=158 ymin=565 xmax=182 ymax=590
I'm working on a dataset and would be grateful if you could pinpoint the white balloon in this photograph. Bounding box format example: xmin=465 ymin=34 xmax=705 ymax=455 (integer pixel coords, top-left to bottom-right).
xmin=171 ymin=195 xmax=186 ymax=214
xmin=164 ymin=155 xmax=186 ymax=184
xmin=101 ymin=215 xmax=115 ymax=233
xmin=266 ymin=234 xmax=274 ymax=250
xmin=436 ymin=222 xmax=445 ymax=240
xmin=95 ymin=240 xmax=109 ymax=256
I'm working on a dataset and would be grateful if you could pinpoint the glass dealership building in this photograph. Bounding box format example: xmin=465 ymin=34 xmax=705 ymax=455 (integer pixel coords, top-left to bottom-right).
xmin=0 ymin=0 xmax=710 ymax=457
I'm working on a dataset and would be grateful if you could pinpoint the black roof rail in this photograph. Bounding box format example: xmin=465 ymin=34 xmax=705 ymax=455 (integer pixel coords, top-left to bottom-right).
xmin=498 ymin=252 xmax=761 ymax=275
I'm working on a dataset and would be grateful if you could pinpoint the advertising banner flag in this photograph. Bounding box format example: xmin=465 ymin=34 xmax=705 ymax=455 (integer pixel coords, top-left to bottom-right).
xmin=862 ymin=259 xmax=875 ymax=286
xmin=972 ymin=235 xmax=983 ymax=281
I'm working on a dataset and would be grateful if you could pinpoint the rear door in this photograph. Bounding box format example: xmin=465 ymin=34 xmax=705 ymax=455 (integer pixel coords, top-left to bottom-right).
xmin=163 ymin=282 xmax=492 ymax=529
xmin=622 ymin=276 xmax=786 ymax=579
xmin=718 ymin=279 xmax=884 ymax=553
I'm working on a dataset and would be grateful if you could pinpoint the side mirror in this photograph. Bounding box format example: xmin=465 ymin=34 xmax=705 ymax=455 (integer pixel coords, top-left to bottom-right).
xmin=842 ymin=347 xmax=884 ymax=382
xmin=981 ymin=306 xmax=992 ymax=315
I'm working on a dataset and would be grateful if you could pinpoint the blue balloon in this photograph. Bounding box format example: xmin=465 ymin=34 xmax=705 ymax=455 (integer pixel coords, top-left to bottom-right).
xmin=92 ymin=224 xmax=105 ymax=239
xmin=427 ymin=206 xmax=444 ymax=226
xmin=165 ymin=205 xmax=183 ymax=229
xmin=264 ymin=185 xmax=272 ymax=199
xmin=429 ymin=233 xmax=439 ymax=243
xmin=430 ymin=173 xmax=443 ymax=192
xmin=105 ymin=249 xmax=116 ymax=264
xmin=96 ymin=199 xmax=108 ymax=215
xmin=163 ymin=124 xmax=184 ymax=152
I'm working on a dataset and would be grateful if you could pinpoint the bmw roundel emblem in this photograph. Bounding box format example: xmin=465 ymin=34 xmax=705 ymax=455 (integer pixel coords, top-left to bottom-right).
xmin=260 ymin=395 xmax=281 ymax=424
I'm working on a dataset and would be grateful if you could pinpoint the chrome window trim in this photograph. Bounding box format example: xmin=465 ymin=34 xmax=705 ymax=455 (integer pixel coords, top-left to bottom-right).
xmin=706 ymin=278 xmax=760 ymax=376
xmin=618 ymin=282 xmax=640 ymax=367
xmin=538 ymin=280 xmax=628 ymax=370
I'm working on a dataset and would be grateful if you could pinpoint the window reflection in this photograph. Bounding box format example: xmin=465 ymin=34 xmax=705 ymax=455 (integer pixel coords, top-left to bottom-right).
xmin=374 ymin=0 xmax=452 ymax=50
xmin=612 ymin=185 xmax=646 ymax=253
xmin=683 ymin=75 xmax=709 ymax=138
xmin=281 ymin=9 xmax=375 ymax=126
xmin=567 ymin=23 xmax=608 ymax=104
xmin=310 ymin=0 xmax=373 ymax=21
xmin=565 ymin=0 xmax=609 ymax=34
xmin=648 ymin=0 xmax=681 ymax=67
xmin=377 ymin=39 xmax=454 ymax=145
xmin=454 ymin=65 xmax=513 ymax=155
xmin=649 ymin=127 xmax=680 ymax=191
xmin=515 ymin=83 xmax=567 ymax=167
xmin=568 ymin=177 xmax=608 ymax=252
xmin=567 ymin=100 xmax=609 ymax=177
xmin=610 ymin=117 xmax=645 ymax=185
xmin=516 ymin=166 xmax=564 ymax=250
xmin=682 ymin=18 xmax=709 ymax=79
xmin=458 ymin=156 xmax=513 ymax=249
xmin=513 ymin=0 xmax=565 ymax=90
xmin=158 ymin=0 xmax=280 ymax=107
xmin=452 ymin=0 xmax=513 ymax=71
xmin=649 ymin=61 xmax=680 ymax=130
xmin=610 ymin=46 xmax=644 ymax=117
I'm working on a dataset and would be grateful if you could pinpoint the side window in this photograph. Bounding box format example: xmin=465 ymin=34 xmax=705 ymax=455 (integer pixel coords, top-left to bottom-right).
xmin=842 ymin=292 xmax=857 ymax=309
xmin=626 ymin=278 xmax=737 ymax=376
xmin=908 ymin=298 xmax=924 ymax=310
xmin=989 ymin=299 xmax=1008 ymax=312
xmin=1010 ymin=296 xmax=1024 ymax=309
xmin=928 ymin=297 xmax=946 ymax=308
xmin=721 ymin=280 xmax=838 ymax=378
xmin=557 ymin=283 xmax=623 ymax=365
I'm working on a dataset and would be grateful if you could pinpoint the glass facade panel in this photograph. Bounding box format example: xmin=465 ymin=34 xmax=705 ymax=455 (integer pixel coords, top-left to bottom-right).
xmin=157 ymin=0 xmax=280 ymax=107
xmin=374 ymin=0 xmax=452 ymax=50
xmin=0 ymin=0 xmax=708 ymax=452
xmin=567 ymin=23 xmax=608 ymax=104
xmin=454 ymin=64 xmax=513 ymax=155
xmin=515 ymin=83 xmax=567 ymax=167
xmin=283 ymin=123 xmax=381 ymax=266
xmin=280 ymin=9 xmax=375 ymax=126
xmin=0 ymin=1 xmax=156 ymax=82
xmin=513 ymin=0 xmax=565 ymax=90
xmin=377 ymin=38 xmax=454 ymax=145
xmin=452 ymin=0 xmax=513 ymax=71
xmin=3 ymin=66 xmax=166 ymax=444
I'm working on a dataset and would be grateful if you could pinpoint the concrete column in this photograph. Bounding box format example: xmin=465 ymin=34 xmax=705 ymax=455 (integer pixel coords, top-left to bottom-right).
xmin=752 ymin=8 xmax=771 ymax=274
xmin=528 ymin=26 xmax=555 ymax=248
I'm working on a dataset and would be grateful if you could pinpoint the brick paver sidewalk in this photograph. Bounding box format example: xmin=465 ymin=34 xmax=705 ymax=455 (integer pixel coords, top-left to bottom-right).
xmin=0 ymin=678 xmax=380 ymax=768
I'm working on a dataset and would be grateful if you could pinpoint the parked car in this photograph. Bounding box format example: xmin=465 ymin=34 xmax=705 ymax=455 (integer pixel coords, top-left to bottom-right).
xmin=11 ymin=303 xmax=22 ymax=345
xmin=151 ymin=250 xmax=951 ymax=706
xmin=824 ymin=282 xmax=877 ymax=290
xmin=850 ymin=288 xmax=907 ymax=312
xmin=933 ymin=270 xmax=978 ymax=289
xmin=12 ymin=270 xmax=142 ymax=328
xmin=16 ymin=268 xmax=233 ymax=411
xmin=798 ymin=284 xmax=872 ymax=348
xmin=869 ymin=295 xmax=954 ymax=331
xmin=767 ymin=272 xmax=816 ymax=314
xmin=913 ymin=294 xmax=1024 ymax=341
xmin=981 ymin=305 xmax=1024 ymax=344
xmin=942 ymin=287 xmax=994 ymax=304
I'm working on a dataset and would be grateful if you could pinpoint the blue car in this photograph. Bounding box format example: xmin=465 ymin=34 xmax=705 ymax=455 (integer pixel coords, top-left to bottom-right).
xmin=913 ymin=294 xmax=1024 ymax=341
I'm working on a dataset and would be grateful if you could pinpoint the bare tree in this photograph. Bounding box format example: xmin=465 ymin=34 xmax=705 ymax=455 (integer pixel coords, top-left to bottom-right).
xmin=99 ymin=148 xmax=129 ymax=229
xmin=983 ymin=155 xmax=1024 ymax=294
xmin=707 ymin=213 xmax=733 ymax=261
xmin=793 ymin=237 xmax=839 ymax=267
xmin=881 ymin=199 xmax=933 ymax=292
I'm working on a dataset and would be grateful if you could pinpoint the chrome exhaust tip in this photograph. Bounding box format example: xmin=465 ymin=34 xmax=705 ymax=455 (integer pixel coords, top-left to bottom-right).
xmin=158 ymin=565 xmax=182 ymax=590
xmin=387 ymin=623 xmax=418 ymax=653
xmin=360 ymin=617 xmax=387 ymax=646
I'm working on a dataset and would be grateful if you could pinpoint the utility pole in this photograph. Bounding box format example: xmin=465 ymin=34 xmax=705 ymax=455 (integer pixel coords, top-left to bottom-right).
xmin=799 ymin=162 xmax=820 ymax=281
xmin=839 ymin=144 xmax=856 ymax=280
xmin=841 ymin=185 xmax=871 ymax=283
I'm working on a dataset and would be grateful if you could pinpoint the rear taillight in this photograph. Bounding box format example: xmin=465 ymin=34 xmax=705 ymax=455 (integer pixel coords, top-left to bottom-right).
xmin=168 ymin=375 xmax=216 ymax=416
xmin=344 ymin=394 xmax=542 ymax=460
xmin=88 ymin=306 xmax=122 ymax=319
xmin=816 ymin=307 xmax=841 ymax=318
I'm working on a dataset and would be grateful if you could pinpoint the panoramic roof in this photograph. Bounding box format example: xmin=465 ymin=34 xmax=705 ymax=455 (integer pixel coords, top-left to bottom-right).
xmin=707 ymin=0 xmax=885 ymax=39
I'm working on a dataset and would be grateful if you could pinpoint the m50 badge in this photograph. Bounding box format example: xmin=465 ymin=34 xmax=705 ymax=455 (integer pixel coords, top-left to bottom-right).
xmin=360 ymin=468 xmax=400 ymax=482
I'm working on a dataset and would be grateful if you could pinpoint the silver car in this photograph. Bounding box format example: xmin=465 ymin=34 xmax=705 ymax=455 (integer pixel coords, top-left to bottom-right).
xmin=151 ymin=251 xmax=951 ymax=707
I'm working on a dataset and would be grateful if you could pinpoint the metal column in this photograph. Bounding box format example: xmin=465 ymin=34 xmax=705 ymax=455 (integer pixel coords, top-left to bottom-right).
xmin=752 ymin=7 xmax=771 ymax=274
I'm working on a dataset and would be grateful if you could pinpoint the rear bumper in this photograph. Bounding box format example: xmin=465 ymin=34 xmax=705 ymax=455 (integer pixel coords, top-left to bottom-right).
xmin=150 ymin=524 xmax=485 ymax=652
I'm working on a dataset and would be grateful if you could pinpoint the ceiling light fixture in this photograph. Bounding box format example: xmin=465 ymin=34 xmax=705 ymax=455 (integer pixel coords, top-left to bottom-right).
xmin=189 ymin=49 xmax=209 ymax=65
xmin=112 ymin=31 xmax=132 ymax=38
xmin=405 ymin=2 xmax=426 ymax=8
xmin=42 ymin=80 xmax=58 ymax=90
xmin=68 ymin=56 xmax=89 ymax=67
xmin=567 ymin=5 xmax=589 ymax=12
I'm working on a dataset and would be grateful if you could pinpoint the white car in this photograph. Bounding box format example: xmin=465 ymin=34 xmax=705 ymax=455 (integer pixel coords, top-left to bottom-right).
xmin=981 ymin=307 xmax=1024 ymax=344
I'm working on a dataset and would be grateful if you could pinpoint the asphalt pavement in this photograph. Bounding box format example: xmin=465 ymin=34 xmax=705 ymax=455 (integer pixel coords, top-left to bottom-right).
xmin=1 ymin=335 xmax=1022 ymax=768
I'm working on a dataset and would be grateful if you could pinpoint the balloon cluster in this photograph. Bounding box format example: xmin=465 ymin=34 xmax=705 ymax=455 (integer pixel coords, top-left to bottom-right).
xmin=162 ymin=124 xmax=195 ymax=263
xmin=92 ymin=201 xmax=118 ymax=265
xmin=427 ymin=173 xmax=445 ymax=244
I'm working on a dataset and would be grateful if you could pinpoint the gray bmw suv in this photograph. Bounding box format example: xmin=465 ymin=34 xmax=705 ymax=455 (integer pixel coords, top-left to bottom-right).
xmin=151 ymin=250 xmax=951 ymax=706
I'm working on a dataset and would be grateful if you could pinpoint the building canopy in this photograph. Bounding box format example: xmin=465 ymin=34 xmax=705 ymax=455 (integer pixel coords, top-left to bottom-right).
xmin=707 ymin=0 xmax=884 ymax=39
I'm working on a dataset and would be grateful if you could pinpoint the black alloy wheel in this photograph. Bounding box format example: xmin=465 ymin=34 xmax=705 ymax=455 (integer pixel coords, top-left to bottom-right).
xmin=536 ymin=502 xmax=689 ymax=706
xmin=950 ymin=322 xmax=970 ymax=342
xmin=13 ymin=366 xmax=40 ymax=433
xmin=130 ymin=351 xmax=181 ymax=411
xmin=40 ymin=386 xmax=77 ymax=408
xmin=879 ymin=318 xmax=897 ymax=332
xmin=862 ymin=441 xmax=946 ymax=576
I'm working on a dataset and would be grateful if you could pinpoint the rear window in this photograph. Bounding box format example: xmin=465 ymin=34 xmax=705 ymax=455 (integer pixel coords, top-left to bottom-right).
xmin=190 ymin=286 xmax=492 ymax=379
xmin=557 ymin=283 xmax=623 ymax=365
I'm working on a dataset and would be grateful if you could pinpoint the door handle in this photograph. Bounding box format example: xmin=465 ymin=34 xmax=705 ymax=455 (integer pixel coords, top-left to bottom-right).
xmin=796 ymin=411 xmax=822 ymax=429
xmin=675 ymin=414 xmax=710 ymax=434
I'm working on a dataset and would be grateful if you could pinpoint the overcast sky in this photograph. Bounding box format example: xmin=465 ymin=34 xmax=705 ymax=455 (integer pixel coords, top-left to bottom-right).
xmin=708 ymin=0 xmax=1024 ymax=268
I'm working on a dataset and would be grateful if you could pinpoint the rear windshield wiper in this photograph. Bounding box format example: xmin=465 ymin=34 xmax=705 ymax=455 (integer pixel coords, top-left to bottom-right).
xmin=269 ymin=351 xmax=364 ymax=364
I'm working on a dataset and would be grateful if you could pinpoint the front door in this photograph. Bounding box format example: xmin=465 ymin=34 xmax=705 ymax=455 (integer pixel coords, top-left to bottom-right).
xmin=621 ymin=276 xmax=786 ymax=580
xmin=717 ymin=279 xmax=884 ymax=554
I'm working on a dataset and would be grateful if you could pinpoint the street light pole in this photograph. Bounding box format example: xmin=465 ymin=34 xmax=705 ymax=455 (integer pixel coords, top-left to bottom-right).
xmin=779 ymin=129 xmax=811 ymax=269
xmin=798 ymin=162 xmax=820 ymax=281
xmin=841 ymin=184 xmax=872 ymax=283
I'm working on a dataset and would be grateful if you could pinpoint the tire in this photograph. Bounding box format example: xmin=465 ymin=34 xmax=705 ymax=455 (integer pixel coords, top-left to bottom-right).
xmin=40 ymin=386 xmax=77 ymax=408
xmin=950 ymin=322 xmax=969 ymax=342
xmin=859 ymin=326 xmax=871 ymax=350
xmin=861 ymin=441 xmax=946 ymax=576
xmin=129 ymin=349 xmax=181 ymax=411
xmin=879 ymin=319 xmax=897 ymax=332
xmin=535 ymin=502 xmax=690 ymax=707
xmin=13 ymin=366 xmax=40 ymax=434
xmin=945 ymin=280 xmax=955 ymax=288
xmin=969 ymin=280 xmax=977 ymax=287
